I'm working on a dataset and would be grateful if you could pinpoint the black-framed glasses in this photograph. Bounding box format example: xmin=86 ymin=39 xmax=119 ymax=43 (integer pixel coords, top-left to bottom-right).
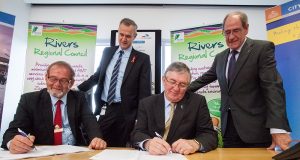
xmin=164 ymin=77 xmax=189 ymax=89
xmin=47 ymin=76 xmax=71 ymax=85
xmin=223 ymin=28 xmax=242 ymax=37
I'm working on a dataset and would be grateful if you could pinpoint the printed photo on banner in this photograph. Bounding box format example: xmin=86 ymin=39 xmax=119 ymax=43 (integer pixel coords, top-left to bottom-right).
xmin=0 ymin=11 xmax=15 ymax=129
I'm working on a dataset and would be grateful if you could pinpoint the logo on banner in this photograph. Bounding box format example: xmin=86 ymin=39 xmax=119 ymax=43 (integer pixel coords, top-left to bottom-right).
xmin=174 ymin=32 xmax=184 ymax=43
xmin=31 ymin=25 xmax=43 ymax=36
xmin=140 ymin=33 xmax=151 ymax=39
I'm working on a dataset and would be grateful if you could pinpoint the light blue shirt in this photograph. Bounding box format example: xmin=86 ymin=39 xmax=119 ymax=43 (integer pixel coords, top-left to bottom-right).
xmin=50 ymin=94 xmax=75 ymax=145
xmin=164 ymin=95 xmax=176 ymax=123
xmin=101 ymin=46 xmax=131 ymax=102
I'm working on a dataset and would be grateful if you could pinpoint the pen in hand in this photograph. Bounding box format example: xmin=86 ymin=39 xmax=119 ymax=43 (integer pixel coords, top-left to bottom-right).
xmin=154 ymin=132 xmax=172 ymax=154
xmin=18 ymin=128 xmax=37 ymax=151
xmin=155 ymin=132 xmax=163 ymax=139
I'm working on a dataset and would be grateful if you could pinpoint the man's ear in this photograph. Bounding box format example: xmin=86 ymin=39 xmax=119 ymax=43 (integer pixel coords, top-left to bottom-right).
xmin=68 ymin=80 xmax=75 ymax=89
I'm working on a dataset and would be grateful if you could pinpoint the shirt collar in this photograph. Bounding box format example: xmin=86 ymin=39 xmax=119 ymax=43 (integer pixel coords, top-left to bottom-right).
xmin=163 ymin=93 xmax=176 ymax=109
xmin=49 ymin=92 xmax=68 ymax=106
xmin=230 ymin=37 xmax=247 ymax=53
xmin=117 ymin=46 xmax=132 ymax=55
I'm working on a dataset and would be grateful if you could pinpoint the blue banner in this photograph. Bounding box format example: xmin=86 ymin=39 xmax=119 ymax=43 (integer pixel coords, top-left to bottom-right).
xmin=266 ymin=0 xmax=300 ymax=140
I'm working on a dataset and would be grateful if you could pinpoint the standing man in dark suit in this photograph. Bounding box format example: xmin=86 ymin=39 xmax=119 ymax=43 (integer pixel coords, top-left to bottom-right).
xmin=188 ymin=11 xmax=291 ymax=150
xmin=1 ymin=61 xmax=106 ymax=154
xmin=131 ymin=62 xmax=217 ymax=155
xmin=77 ymin=18 xmax=151 ymax=147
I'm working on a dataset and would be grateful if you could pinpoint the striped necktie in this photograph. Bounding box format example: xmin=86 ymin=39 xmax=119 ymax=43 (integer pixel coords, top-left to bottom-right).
xmin=163 ymin=103 xmax=175 ymax=140
xmin=107 ymin=50 xmax=124 ymax=104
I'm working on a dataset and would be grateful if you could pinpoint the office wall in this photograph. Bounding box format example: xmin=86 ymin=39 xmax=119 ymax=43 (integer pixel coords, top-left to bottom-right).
xmin=0 ymin=0 xmax=31 ymax=144
xmin=29 ymin=5 xmax=270 ymax=41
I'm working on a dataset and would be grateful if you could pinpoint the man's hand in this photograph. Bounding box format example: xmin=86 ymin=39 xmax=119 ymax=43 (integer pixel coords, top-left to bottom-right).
xmin=172 ymin=139 xmax=200 ymax=155
xmin=267 ymin=133 xmax=291 ymax=151
xmin=9 ymin=135 xmax=35 ymax=154
xmin=145 ymin=137 xmax=171 ymax=155
xmin=88 ymin=137 xmax=107 ymax=150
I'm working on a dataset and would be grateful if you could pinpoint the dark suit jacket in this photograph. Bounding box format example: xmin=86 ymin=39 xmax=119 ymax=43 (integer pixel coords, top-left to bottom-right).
xmin=188 ymin=38 xmax=291 ymax=143
xmin=78 ymin=46 xmax=151 ymax=121
xmin=131 ymin=92 xmax=217 ymax=152
xmin=1 ymin=89 xmax=102 ymax=149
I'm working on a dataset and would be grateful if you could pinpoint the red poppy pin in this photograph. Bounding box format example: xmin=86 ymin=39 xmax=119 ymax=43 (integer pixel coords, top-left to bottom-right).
xmin=131 ymin=55 xmax=136 ymax=63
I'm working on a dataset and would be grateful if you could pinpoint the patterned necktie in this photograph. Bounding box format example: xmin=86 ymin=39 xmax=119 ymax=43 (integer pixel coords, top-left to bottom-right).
xmin=228 ymin=50 xmax=238 ymax=86
xmin=54 ymin=100 xmax=62 ymax=145
xmin=163 ymin=103 xmax=175 ymax=140
xmin=107 ymin=50 xmax=124 ymax=104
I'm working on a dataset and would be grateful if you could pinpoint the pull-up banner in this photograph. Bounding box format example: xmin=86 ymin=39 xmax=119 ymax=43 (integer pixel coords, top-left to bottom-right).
xmin=24 ymin=22 xmax=97 ymax=93
xmin=265 ymin=0 xmax=300 ymax=139
xmin=170 ymin=24 xmax=226 ymax=127
xmin=0 ymin=11 xmax=15 ymax=130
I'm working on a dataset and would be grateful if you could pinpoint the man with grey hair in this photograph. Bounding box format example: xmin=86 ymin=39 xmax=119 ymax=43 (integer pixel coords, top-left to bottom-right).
xmin=131 ymin=62 xmax=217 ymax=155
xmin=188 ymin=11 xmax=291 ymax=150
xmin=2 ymin=61 xmax=106 ymax=154
xmin=78 ymin=18 xmax=151 ymax=147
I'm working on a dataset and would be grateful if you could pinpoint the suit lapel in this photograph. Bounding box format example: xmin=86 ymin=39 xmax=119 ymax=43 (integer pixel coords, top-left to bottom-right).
xmin=229 ymin=38 xmax=253 ymax=89
xmin=122 ymin=49 xmax=137 ymax=84
xmin=154 ymin=93 xmax=166 ymax=135
xmin=166 ymin=94 xmax=188 ymax=142
xmin=220 ymin=49 xmax=230 ymax=92
xmin=66 ymin=91 xmax=76 ymax=139
xmin=40 ymin=89 xmax=55 ymax=142
xmin=99 ymin=47 xmax=118 ymax=79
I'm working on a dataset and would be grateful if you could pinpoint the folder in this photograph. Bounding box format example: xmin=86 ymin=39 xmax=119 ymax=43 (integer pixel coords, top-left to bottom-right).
xmin=272 ymin=142 xmax=300 ymax=160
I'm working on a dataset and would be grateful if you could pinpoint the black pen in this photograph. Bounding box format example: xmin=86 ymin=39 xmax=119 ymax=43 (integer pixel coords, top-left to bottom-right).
xmin=18 ymin=128 xmax=37 ymax=151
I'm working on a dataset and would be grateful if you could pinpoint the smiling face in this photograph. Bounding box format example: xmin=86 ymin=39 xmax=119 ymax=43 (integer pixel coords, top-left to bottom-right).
xmin=163 ymin=71 xmax=190 ymax=103
xmin=45 ymin=64 xmax=74 ymax=99
xmin=118 ymin=23 xmax=136 ymax=50
xmin=223 ymin=15 xmax=248 ymax=50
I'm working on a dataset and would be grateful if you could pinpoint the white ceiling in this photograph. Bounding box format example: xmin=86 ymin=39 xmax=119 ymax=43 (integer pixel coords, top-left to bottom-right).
xmin=24 ymin=0 xmax=291 ymax=6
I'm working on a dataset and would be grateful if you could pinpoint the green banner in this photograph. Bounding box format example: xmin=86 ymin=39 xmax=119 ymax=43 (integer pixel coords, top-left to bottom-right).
xmin=24 ymin=22 xmax=97 ymax=93
xmin=171 ymin=24 xmax=226 ymax=124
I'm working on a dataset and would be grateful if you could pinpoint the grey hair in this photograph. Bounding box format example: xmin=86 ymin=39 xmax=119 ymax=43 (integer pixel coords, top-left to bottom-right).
xmin=164 ymin=62 xmax=191 ymax=81
xmin=119 ymin=18 xmax=138 ymax=36
xmin=46 ymin=61 xmax=75 ymax=80
xmin=223 ymin=11 xmax=248 ymax=29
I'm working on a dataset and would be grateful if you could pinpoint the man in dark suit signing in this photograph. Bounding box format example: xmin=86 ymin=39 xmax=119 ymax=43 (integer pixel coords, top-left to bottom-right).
xmin=1 ymin=61 xmax=106 ymax=154
xmin=77 ymin=18 xmax=151 ymax=147
xmin=131 ymin=62 xmax=217 ymax=155
xmin=188 ymin=11 xmax=291 ymax=150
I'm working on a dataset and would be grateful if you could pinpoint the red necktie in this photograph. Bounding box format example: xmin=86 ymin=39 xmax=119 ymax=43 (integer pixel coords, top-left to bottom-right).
xmin=54 ymin=100 xmax=62 ymax=145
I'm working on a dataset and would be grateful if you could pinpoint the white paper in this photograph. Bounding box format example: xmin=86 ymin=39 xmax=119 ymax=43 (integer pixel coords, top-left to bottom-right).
xmin=90 ymin=149 xmax=140 ymax=160
xmin=90 ymin=149 xmax=187 ymax=160
xmin=138 ymin=151 xmax=187 ymax=160
xmin=0 ymin=145 xmax=90 ymax=160
xmin=37 ymin=145 xmax=90 ymax=154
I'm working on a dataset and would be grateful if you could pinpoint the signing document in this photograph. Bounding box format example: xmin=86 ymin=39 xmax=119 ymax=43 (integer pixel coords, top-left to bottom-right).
xmin=0 ymin=145 xmax=89 ymax=160
xmin=90 ymin=149 xmax=187 ymax=160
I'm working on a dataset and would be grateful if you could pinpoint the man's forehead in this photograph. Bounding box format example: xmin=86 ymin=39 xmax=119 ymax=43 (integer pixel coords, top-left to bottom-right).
xmin=48 ymin=66 xmax=69 ymax=74
xmin=119 ymin=31 xmax=134 ymax=35
xmin=166 ymin=71 xmax=190 ymax=79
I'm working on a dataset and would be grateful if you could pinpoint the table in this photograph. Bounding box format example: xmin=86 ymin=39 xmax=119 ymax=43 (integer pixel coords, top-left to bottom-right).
xmin=26 ymin=148 xmax=277 ymax=160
